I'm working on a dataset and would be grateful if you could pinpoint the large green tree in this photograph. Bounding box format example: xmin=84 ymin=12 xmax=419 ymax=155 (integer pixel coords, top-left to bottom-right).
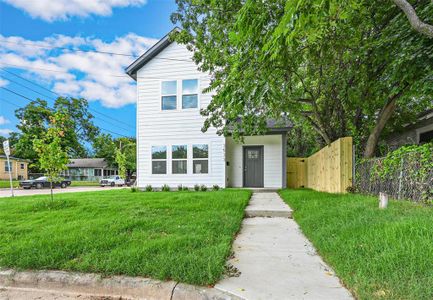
xmin=172 ymin=0 xmax=433 ymax=157
xmin=92 ymin=134 xmax=136 ymax=175
xmin=13 ymin=97 xmax=99 ymax=169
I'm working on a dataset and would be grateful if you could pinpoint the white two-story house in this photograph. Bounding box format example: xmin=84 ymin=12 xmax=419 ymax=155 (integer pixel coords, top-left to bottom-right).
xmin=126 ymin=28 xmax=290 ymax=189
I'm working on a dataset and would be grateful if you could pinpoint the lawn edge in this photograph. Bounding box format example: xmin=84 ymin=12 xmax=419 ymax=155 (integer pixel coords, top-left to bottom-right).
xmin=0 ymin=268 xmax=243 ymax=300
xmin=277 ymin=189 xmax=357 ymax=299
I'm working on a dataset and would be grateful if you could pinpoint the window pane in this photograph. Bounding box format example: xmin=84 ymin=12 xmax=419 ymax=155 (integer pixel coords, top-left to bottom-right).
xmin=152 ymin=146 xmax=167 ymax=159
xmin=193 ymin=144 xmax=208 ymax=158
xmin=182 ymin=79 xmax=198 ymax=94
xmin=152 ymin=161 xmax=167 ymax=174
xmin=182 ymin=95 xmax=198 ymax=109
xmin=172 ymin=145 xmax=187 ymax=159
xmin=172 ymin=160 xmax=187 ymax=174
xmin=247 ymin=150 xmax=259 ymax=159
xmin=162 ymin=80 xmax=177 ymax=95
xmin=193 ymin=160 xmax=208 ymax=174
xmin=162 ymin=96 xmax=176 ymax=110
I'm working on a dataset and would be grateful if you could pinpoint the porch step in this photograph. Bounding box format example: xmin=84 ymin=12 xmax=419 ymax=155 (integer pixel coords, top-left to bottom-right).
xmin=245 ymin=192 xmax=293 ymax=218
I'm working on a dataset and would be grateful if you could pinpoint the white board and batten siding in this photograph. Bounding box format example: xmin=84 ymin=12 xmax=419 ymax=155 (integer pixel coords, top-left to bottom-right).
xmin=136 ymin=42 xmax=225 ymax=188
xmin=226 ymin=135 xmax=284 ymax=188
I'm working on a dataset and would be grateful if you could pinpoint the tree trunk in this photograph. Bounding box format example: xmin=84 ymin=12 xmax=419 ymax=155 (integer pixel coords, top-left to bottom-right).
xmin=50 ymin=180 xmax=53 ymax=201
xmin=363 ymin=98 xmax=396 ymax=158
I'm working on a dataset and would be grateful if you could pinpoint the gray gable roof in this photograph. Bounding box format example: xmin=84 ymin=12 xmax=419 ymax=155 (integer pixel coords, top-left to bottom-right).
xmin=125 ymin=27 xmax=181 ymax=80
xmin=67 ymin=158 xmax=109 ymax=169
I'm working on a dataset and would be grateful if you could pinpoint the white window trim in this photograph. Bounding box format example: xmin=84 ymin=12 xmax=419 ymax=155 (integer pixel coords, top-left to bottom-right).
xmin=159 ymin=78 xmax=200 ymax=112
xmin=181 ymin=79 xmax=200 ymax=110
xmin=171 ymin=144 xmax=188 ymax=174
xmin=151 ymin=145 xmax=168 ymax=175
xmin=192 ymin=143 xmax=210 ymax=175
xmin=160 ymin=80 xmax=177 ymax=111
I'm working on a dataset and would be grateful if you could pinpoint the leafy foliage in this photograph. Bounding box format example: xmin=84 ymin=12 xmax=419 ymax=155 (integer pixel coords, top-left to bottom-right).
xmin=93 ymin=135 xmax=136 ymax=173
xmin=172 ymin=0 xmax=433 ymax=157
xmin=12 ymin=97 xmax=99 ymax=170
xmin=115 ymin=147 xmax=127 ymax=179
xmin=32 ymin=112 xmax=70 ymax=200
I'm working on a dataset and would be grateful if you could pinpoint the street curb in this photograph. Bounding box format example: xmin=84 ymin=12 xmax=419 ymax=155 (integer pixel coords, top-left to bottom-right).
xmin=0 ymin=269 xmax=242 ymax=300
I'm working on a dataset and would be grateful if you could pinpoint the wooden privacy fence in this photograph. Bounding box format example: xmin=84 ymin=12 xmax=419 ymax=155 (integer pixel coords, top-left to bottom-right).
xmin=287 ymin=137 xmax=353 ymax=193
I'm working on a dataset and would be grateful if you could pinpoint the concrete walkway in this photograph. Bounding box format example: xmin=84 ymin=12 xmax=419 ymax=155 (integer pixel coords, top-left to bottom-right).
xmin=215 ymin=192 xmax=352 ymax=300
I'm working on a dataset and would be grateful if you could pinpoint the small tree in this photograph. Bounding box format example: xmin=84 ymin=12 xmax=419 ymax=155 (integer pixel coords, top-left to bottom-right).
xmin=33 ymin=112 xmax=70 ymax=201
xmin=115 ymin=147 xmax=127 ymax=179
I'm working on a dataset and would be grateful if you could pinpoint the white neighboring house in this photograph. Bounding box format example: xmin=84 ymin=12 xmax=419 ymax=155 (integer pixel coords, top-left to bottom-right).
xmin=126 ymin=28 xmax=290 ymax=189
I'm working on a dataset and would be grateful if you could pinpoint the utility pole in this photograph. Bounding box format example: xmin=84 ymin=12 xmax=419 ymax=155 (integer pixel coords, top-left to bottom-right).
xmin=2 ymin=140 xmax=14 ymax=197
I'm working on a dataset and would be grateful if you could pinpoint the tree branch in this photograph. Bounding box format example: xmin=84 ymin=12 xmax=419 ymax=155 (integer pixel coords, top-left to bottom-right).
xmin=392 ymin=0 xmax=433 ymax=38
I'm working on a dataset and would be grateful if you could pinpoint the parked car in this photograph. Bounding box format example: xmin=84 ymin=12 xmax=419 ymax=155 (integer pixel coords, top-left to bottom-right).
xmin=99 ymin=175 xmax=125 ymax=187
xmin=19 ymin=176 xmax=72 ymax=189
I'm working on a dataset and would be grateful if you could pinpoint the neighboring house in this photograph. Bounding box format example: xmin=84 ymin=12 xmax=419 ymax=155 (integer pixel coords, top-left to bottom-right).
xmin=0 ymin=155 xmax=29 ymax=180
xmin=386 ymin=109 xmax=433 ymax=151
xmin=126 ymin=28 xmax=291 ymax=189
xmin=61 ymin=158 xmax=118 ymax=181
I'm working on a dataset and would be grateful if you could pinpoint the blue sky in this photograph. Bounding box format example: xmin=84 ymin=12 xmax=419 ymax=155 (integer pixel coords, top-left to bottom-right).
xmin=0 ymin=0 xmax=177 ymax=138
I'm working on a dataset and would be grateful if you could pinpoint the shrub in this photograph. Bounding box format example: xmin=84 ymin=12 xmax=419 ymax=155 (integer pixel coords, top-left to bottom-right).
xmin=178 ymin=184 xmax=183 ymax=191
xmin=145 ymin=185 xmax=153 ymax=192
xmin=161 ymin=184 xmax=170 ymax=192
xmin=200 ymin=185 xmax=208 ymax=192
xmin=182 ymin=186 xmax=189 ymax=191
xmin=212 ymin=185 xmax=220 ymax=191
xmin=194 ymin=184 xmax=200 ymax=191
xmin=131 ymin=187 xmax=139 ymax=193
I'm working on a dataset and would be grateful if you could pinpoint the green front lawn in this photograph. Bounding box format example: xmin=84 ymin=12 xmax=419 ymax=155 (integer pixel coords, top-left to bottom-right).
xmin=279 ymin=189 xmax=433 ymax=300
xmin=0 ymin=180 xmax=19 ymax=188
xmin=0 ymin=189 xmax=251 ymax=285
xmin=70 ymin=181 xmax=100 ymax=187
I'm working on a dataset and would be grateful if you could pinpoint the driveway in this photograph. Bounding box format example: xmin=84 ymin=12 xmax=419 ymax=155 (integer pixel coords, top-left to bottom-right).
xmin=0 ymin=186 xmax=125 ymax=198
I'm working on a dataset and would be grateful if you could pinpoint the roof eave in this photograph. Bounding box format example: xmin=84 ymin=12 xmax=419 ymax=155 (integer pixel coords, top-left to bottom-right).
xmin=125 ymin=27 xmax=182 ymax=81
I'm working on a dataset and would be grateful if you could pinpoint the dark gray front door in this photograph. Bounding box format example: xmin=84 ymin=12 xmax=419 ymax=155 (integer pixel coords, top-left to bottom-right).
xmin=243 ymin=146 xmax=264 ymax=187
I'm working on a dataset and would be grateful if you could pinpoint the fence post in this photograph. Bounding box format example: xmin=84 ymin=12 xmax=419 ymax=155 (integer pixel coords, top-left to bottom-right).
xmin=397 ymin=157 xmax=405 ymax=200
xmin=379 ymin=192 xmax=388 ymax=209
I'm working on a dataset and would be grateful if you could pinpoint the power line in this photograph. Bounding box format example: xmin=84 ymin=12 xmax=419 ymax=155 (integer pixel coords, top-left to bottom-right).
xmin=1 ymin=40 xmax=192 ymax=62
xmin=0 ymin=87 xmax=132 ymax=138
xmin=0 ymin=68 xmax=136 ymax=129
xmin=0 ymin=75 xmax=55 ymax=100
xmin=0 ymin=62 xmax=209 ymax=81
xmin=1 ymin=87 xmax=34 ymax=101
xmin=0 ymin=97 xmax=21 ymax=108
xmin=1 ymin=68 xmax=59 ymax=96
xmin=0 ymin=74 xmax=134 ymax=132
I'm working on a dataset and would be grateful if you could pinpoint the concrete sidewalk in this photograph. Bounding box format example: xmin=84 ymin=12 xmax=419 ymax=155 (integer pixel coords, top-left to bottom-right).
xmin=215 ymin=192 xmax=352 ymax=300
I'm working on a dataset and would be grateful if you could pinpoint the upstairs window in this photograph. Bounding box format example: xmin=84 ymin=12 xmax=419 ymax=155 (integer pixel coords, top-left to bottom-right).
xmin=172 ymin=145 xmax=187 ymax=174
xmin=161 ymin=81 xmax=177 ymax=110
xmin=152 ymin=146 xmax=167 ymax=174
xmin=20 ymin=163 xmax=25 ymax=169
xmin=193 ymin=144 xmax=208 ymax=174
xmin=182 ymin=79 xmax=198 ymax=109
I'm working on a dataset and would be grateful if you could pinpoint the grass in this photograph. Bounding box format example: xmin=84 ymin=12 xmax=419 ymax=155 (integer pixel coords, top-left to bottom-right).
xmin=279 ymin=189 xmax=433 ymax=300
xmin=0 ymin=180 xmax=19 ymax=188
xmin=70 ymin=181 xmax=100 ymax=187
xmin=0 ymin=180 xmax=100 ymax=188
xmin=0 ymin=189 xmax=251 ymax=285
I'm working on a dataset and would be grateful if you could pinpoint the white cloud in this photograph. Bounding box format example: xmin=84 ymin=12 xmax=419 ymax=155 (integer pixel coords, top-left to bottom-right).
xmin=3 ymin=0 xmax=147 ymax=22
xmin=0 ymin=129 xmax=12 ymax=137
xmin=0 ymin=78 xmax=9 ymax=87
xmin=0 ymin=33 xmax=158 ymax=108
xmin=0 ymin=116 xmax=10 ymax=125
